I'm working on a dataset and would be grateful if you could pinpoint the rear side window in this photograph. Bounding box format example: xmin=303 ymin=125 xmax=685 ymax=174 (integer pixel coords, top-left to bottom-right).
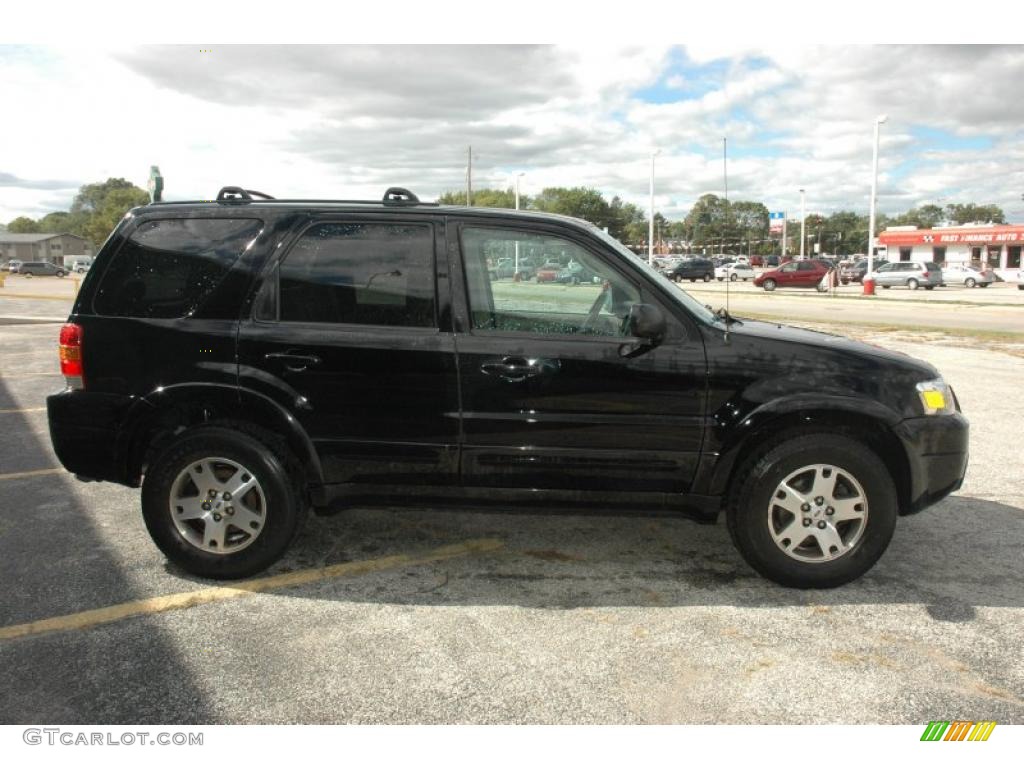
xmin=924 ymin=262 xmax=940 ymax=271
xmin=93 ymin=218 xmax=262 ymax=318
xmin=277 ymin=222 xmax=435 ymax=327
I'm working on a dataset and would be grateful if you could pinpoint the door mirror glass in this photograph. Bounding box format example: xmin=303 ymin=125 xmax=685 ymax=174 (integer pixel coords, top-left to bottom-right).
xmin=626 ymin=303 xmax=666 ymax=340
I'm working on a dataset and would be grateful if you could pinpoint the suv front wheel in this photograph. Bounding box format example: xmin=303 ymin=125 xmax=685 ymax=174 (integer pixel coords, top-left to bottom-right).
xmin=141 ymin=426 xmax=304 ymax=579
xmin=727 ymin=433 xmax=897 ymax=588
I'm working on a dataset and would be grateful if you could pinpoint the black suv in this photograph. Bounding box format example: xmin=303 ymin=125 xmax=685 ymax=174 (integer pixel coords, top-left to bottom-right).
xmin=666 ymin=257 xmax=715 ymax=283
xmin=47 ymin=186 xmax=969 ymax=587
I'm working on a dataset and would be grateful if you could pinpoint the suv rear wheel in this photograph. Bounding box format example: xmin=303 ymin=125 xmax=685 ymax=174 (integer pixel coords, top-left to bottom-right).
xmin=907 ymin=278 xmax=919 ymax=290
xmin=726 ymin=433 xmax=897 ymax=588
xmin=141 ymin=426 xmax=304 ymax=579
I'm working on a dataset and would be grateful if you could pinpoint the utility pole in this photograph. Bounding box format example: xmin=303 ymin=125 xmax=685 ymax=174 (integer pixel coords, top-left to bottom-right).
xmin=648 ymin=149 xmax=660 ymax=265
xmin=466 ymin=145 xmax=473 ymax=206
xmin=722 ymin=138 xmax=729 ymax=256
xmin=799 ymin=189 xmax=806 ymax=259
xmin=867 ymin=115 xmax=888 ymax=274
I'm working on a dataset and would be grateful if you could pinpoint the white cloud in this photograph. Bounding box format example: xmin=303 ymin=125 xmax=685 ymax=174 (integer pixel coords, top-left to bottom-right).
xmin=0 ymin=44 xmax=1022 ymax=225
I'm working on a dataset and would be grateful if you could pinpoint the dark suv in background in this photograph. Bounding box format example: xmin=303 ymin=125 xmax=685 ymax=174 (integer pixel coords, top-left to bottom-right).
xmin=47 ymin=186 xmax=968 ymax=588
xmin=666 ymin=257 xmax=715 ymax=283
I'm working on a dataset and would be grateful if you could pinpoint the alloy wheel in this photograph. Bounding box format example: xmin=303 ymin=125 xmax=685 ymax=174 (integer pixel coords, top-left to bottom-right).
xmin=168 ymin=457 xmax=267 ymax=554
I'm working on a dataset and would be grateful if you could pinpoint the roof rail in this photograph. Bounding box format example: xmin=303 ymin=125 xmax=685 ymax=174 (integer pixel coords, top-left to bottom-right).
xmin=382 ymin=187 xmax=420 ymax=206
xmin=216 ymin=187 xmax=276 ymax=203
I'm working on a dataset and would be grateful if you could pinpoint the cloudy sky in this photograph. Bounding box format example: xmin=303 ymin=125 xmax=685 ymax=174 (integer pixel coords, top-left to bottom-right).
xmin=2 ymin=43 xmax=1023 ymax=224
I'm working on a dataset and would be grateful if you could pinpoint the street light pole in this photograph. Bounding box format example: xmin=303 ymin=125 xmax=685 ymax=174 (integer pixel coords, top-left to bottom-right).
xmin=514 ymin=172 xmax=524 ymax=275
xmin=799 ymin=188 xmax=806 ymax=259
xmin=649 ymin=149 xmax=661 ymax=265
xmin=867 ymin=114 xmax=888 ymax=275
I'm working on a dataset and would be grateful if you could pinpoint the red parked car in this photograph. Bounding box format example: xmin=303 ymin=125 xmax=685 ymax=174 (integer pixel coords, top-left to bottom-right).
xmin=534 ymin=262 xmax=561 ymax=283
xmin=753 ymin=259 xmax=830 ymax=291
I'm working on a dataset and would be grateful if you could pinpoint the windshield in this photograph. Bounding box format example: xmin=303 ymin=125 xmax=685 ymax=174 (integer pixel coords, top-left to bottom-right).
xmin=589 ymin=226 xmax=717 ymax=325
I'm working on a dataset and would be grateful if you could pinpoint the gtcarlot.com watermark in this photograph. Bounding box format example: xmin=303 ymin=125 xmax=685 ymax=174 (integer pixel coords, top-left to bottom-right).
xmin=23 ymin=728 xmax=203 ymax=747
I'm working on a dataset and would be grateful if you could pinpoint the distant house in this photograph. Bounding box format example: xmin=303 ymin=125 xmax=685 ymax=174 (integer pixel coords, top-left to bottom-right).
xmin=0 ymin=233 xmax=94 ymax=265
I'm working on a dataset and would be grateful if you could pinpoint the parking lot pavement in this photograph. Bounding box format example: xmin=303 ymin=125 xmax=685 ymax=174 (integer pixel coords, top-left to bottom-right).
xmin=1 ymin=320 xmax=1022 ymax=724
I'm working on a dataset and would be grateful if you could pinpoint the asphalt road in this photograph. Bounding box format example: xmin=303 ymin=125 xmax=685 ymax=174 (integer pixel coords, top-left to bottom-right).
xmin=0 ymin=319 xmax=1022 ymax=724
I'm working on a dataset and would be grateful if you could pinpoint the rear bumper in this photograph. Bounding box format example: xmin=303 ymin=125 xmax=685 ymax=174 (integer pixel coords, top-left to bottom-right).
xmin=895 ymin=412 xmax=969 ymax=514
xmin=47 ymin=389 xmax=134 ymax=485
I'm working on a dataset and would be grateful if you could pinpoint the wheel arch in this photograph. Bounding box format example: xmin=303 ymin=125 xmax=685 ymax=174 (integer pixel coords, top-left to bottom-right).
xmin=708 ymin=403 xmax=912 ymax=516
xmin=116 ymin=383 xmax=324 ymax=495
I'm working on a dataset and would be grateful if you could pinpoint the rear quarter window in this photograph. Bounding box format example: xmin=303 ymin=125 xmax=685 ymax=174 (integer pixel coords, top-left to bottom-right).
xmin=93 ymin=218 xmax=263 ymax=318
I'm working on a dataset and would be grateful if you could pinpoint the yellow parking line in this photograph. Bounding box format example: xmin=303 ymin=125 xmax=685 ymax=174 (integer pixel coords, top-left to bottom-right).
xmin=0 ymin=538 xmax=504 ymax=641
xmin=0 ymin=294 xmax=76 ymax=302
xmin=0 ymin=407 xmax=46 ymax=414
xmin=0 ymin=468 xmax=64 ymax=481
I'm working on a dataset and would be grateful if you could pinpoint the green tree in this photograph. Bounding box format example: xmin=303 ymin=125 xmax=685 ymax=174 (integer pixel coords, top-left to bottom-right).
xmin=683 ymin=194 xmax=731 ymax=249
xmin=944 ymin=203 xmax=1005 ymax=225
xmin=437 ymin=187 xmax=527 ymax=209
xmin=70 ymin=178 xmax=143 ymax=215
xmin=6 ymin=216 xmax=39 ymax=233
xmin=607 ymin=195 xmax=648 ymax=244
xmin=82 ymin=187 xmax=149 ymax=245
xmin=531 ymin=187 xmax=612 ymax=229
xmin=38 ymin=211 xmax=73 ymax=233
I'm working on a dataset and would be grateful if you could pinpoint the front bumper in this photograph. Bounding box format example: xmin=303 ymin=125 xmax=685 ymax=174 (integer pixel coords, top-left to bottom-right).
xmin=894 ymin=412 xmax=969 ymax=514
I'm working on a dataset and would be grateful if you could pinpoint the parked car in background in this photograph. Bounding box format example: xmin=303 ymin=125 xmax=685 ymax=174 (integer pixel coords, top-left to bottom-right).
xmin=867 ymin=262 xmax=942 ymax=291
xmin=15 ymin=261 xmax=66 ymax=277
xmin=940 ymin=264 xmax=993 ymax=288
xmin=534 ymin=262 xmax=562 ymax=283
xmin=667 ymin=257 xmax=715 ymax=283
xmin=715 ymin=262 xmax=756 ymax=282
xmin=491 ymin=257 xmax=536 ymax=281
xmin=3 ymin=259 xmax=23 ymax=272
xmin=754 ymin=259 xmax=830 ymax=291
xmin=764 ymin=255 xmax=780 ymax=267
xmin=71 ymin=258 xmax=93 ymax=274
xmin=556 ymin=262 xmax=602 ymax=285
xmin=841 ymin=259 xmax=888 ymax=285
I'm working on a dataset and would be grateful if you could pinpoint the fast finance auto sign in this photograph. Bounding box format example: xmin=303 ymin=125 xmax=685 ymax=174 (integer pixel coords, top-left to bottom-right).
xmin=769 ymin=212 xmax=785 ymax=234
xmin=920 ymin=720 xmax=997 ymax=741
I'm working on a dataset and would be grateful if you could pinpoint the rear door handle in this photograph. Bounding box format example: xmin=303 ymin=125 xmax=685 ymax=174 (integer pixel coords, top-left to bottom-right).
xmin=264 ymin=352 xmax=322 ymax=372
xmin=480 ymin=356 xmax=558 ymax=382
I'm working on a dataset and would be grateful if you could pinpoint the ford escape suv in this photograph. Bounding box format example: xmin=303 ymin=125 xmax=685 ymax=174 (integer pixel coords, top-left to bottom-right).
xmin=47 ymin=186 xmax=969 ymax=588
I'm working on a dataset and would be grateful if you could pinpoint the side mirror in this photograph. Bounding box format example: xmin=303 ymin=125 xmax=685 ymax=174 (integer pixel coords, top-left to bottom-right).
xmin=620 ymin=303 xmax=666 ymax=357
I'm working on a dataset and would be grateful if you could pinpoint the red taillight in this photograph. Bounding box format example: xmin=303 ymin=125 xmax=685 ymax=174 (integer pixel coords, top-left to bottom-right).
xmin=922 ymin=271 xmax=929 ymax=278
xmin=58 ymin=323 xmax=83 ymax=379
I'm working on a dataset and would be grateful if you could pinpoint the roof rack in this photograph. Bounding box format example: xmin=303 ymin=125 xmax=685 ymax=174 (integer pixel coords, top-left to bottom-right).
xmin=216 ymin=187 xmax=276 ymax=203
xmin=198 ymin=185 xmax=438 ymax=207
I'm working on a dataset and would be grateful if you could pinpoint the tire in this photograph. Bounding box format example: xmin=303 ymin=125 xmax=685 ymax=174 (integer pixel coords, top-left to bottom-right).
xmin=23 ymin=271 xmax=33 ymax=278
xmin=704 ymin=273 xmax=712 ymax=282
xmin=571 ymin=276 xmax=580 ymax=286
xmin=979 ymin=283 xmax=989 ymax=288
xmin=56 ymin=270 xmax=65 ymax=278
xmin=882 ymin=284 xmax=891 ymax=289
xmin=689 ymin=278 xmax=696 ymax=283
xmin=673 ymin=274 xmax=682 ymax=283
xmin=924 ymin=286 xmax=934 ymax=291
xmin=726 ymin=433 xmax=897 ymax=588
xmin=730 ymin=273 xmax=738 ymax=282
xmin=907 ymin=278 xmax=919 ymax=290
xmin=965 ymin=278 xmax=976 ymax=288
xmin=763 ymin=279 xmax=776 ymax=292
xmin=717 ymin=277 xmax=723 ymax=282
xmin=141 ymin=426 xmax=304 ymax=579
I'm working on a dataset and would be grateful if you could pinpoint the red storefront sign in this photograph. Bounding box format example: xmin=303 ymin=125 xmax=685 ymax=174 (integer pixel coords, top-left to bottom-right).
xmin=879 ymin=225 xmax=1024 ymax=247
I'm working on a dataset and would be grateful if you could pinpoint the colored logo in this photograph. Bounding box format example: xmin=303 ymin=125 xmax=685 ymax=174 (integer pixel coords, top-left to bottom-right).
xmin=920 ymin=721 xmax=996 ymax=741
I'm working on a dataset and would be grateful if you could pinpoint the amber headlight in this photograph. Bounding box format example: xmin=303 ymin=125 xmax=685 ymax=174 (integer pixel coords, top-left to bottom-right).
xmin=916 ymin=379 xmax=954 ymax=415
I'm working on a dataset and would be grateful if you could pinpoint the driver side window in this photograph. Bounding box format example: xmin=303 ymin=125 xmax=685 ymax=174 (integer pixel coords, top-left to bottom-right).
xmin=460 ymin=226 xmax=640 ymax=337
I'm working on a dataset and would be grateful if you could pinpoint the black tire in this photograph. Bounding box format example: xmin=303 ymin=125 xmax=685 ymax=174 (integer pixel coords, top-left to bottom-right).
xmin=979 ymin=283 xmax=989 ymax=288
xmin=717 ymin=277 xmax=723 ymax=282
xmin=726 ymin=433 xmax=897 ymax=588
xmin=907 ymin=278 xmax=919 ymax=290
xmin=763 ymin=278 xmax=776 ymax=292
xmin=703 ymin=273 xmax=712 ymax=282
xmin=673 ymin=274 xmax=682 ymax=283
xmin=141 ymin=426 xmax=304 ymax=579
xmin=965 ymin=278 xmax=976 ymax=288
xmin=881 ymin=284 xmax=891 ymax=289
xmin=924 ymin=286 xmax=934 ymax=291
xmin=56 ymin=270 xmax=65 ymax=278
xmin=23 ymin=271 xmax=33 ymax=278
xmin=689 ymin=278 xmax=696 ymax=283
xmin=730 ymin=273 xmax=738 ymax=281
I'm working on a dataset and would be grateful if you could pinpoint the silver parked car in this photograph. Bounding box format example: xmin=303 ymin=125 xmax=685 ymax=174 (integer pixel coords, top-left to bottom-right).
xmin=868 ymin=261 xmax=942 ymax=290
xmin=940 ymin=264 xmax=993 ymax=288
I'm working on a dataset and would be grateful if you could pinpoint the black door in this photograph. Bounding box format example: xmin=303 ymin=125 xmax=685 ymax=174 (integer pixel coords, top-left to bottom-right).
xmin=449 ymin=221 xmax=707 ymax=494
xmin=237 ymin=216 xmax=460 ymax=486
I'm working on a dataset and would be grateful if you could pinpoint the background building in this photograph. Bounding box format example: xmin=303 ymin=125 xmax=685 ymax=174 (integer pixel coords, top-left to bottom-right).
xmin=0 ymin=233 xmax=93 ymax=265
xmin=879 ymin=223 xmax=1023 ymax=280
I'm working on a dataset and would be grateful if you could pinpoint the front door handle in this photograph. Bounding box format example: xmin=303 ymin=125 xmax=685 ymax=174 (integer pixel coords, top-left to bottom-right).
xmin=480 ymin=356 xmax=558 ymax=382
xmin=265 ymin=352 xmax=322 ymax=372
